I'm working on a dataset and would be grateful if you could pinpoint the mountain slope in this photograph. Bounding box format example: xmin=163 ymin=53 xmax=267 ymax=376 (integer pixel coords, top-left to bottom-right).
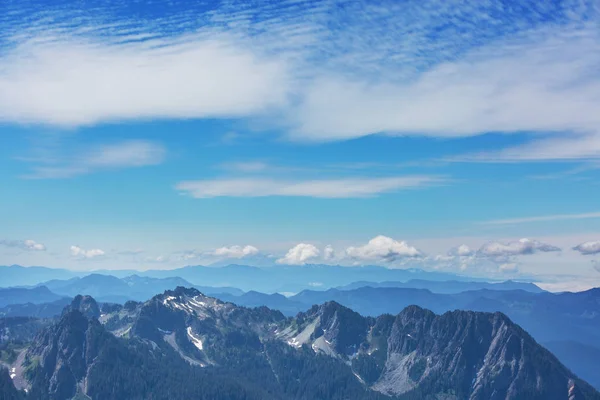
xmin=6 ymin=289 xmax=599 ymax=400
xmin=337 ymin=279 xmax=545 ymax=294
xmin=0 ymin=287 xmax=64 ymax=308
xmin=38 ymin=274 xmax=243 ymax=303
xmin=17 ymin=291 xmax=387 ymax=399
xmin=0 ymin=299 xmax=72 ymax=319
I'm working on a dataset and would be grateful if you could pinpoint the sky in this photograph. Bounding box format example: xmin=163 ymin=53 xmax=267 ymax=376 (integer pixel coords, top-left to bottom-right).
xmin=1 ymin=0 xmax=600 ymax=291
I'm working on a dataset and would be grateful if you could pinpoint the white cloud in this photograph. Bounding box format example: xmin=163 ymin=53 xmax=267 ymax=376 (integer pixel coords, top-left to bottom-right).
xmin=447 ymin=244 xmax=473 ymax=257
xmin=213 ymin=245 xmax=259 ymax=259
xmin=478 ymin=238 xmax=561 ymax=257
xmin=0 ymin=31 xmax=289 ymax=127
xmin=70 ymin=245 xmax=105 ymax=259
xmin=219 ymin=162 xmax=270 ymax=173
xmin=290 ymin=25 xmax=600 ymax=161
xmin=175 ymin=176 xmax=442 ymax=198
xmin=346 ymin=235 xmax=422 ymax=262
xmin=573 ymin=241 xmax=600 ymax=255
xmin=499 ymin=263 xmax=519 ymax=273
xmin=277 ymin=243 xmax=320 ymax=265
xmin=481 ymin=211 xmax=600 ymax=225
xmin=144 ymin=255 xmax=170 ymax=264
xmin=323 ymin=245 xmax=336 ymax=261
xmin=1 ymin=2 xmax=598 ymax=163
xmin=24 ymin=140 xmax=165 ymax=179
xmin=0 ymin=239 xmax=46 ymax=251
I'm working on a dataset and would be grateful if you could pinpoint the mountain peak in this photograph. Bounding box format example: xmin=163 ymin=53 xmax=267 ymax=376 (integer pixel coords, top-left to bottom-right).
xmin=65 ymin=294 xmax=100 ymax=319
xmin=166 ymin=286 xmax=203 ymax=298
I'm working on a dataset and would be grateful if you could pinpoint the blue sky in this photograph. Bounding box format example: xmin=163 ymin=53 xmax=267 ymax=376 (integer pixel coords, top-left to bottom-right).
xmin=1 ymin=0 xmax=600 ymax=290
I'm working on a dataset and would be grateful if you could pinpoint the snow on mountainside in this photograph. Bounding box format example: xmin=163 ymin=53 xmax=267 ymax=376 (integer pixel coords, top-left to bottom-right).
xmin=7 ymin=288 xmax=600 ymax=400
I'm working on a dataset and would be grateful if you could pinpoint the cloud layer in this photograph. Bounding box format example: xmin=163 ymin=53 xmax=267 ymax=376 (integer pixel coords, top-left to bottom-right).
xmin=176 ymin=176 xmax=441 ymax=198
xmin=346 ymin=235 xmax=422 ymax=262
xmin=0 ymin=239 xmax=46 ymax=251
xmin=478 ymin=238 xmax=561 ymax=257
xmin=1 ymin=1 xmax=599 ymax=160
xmin=24 ymin=140 xmax=165 ymax=179
xmin=0 ymin=32 xmax=288 ymax=127
xmin=213 ymin=245 xmax=259 ymax=259
xmin=277 ymin=243 xmax=320 ymax=265
xmin=70 ymin=245 xmax=105 ymax=259
xmin=573 ymin=241 xmax=600 ymax=255
xmin=482 ymin=211 xmax=600 ymax=225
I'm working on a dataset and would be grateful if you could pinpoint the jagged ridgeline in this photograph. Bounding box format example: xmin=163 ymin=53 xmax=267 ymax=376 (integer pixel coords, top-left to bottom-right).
xmin=2 ymin=289 xmax=599 ymax=400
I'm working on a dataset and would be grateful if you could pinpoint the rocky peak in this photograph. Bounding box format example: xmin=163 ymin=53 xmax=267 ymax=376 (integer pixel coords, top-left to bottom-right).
xmin=25 ymin=309 xmax=114 ymax=400
xmin=65 ymin=295 xmax=100 ymax=320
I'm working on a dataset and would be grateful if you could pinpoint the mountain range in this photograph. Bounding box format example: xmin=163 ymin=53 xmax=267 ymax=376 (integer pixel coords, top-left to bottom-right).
xmin=1 ymin=271 xmax=599 ymax=390
xmin=0 ymin=287 xmax=65 ymax=309
xmin=33 ymin=274 xmax=243 ymax=303
xmin=0 ymin=264 xmax=495 ymax=294
xmin=2 ymin=289 xmax=599 ymax=400
xmin=1 ymin=265 xmax=599 ymax=394
xmin=336 ymin=279 xmax=545 ymax=293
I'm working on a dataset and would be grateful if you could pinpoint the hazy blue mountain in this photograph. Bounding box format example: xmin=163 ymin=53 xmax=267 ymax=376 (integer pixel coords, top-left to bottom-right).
xmin=216 ymin=291 xmax=307 ymax=316
xmin=544 ymin=341 xmax=600 ymax=391
xmin=39 ymin=274 xmax=130 ymax=300
xmin=0 ymin=287 xmax=65 ymax=308
xmin=36 ymin=274 xmax=244 ymax=303
xmin=141 ymin=264 xmax=272 ymax=290
xmin=5 ymin=290 xmax=598 ymax=399
xmin=285 ymin=287 xmax=600 ymax=346
xmin=141 ymin=264 xmax=482 ymax=293
xmin=0 ymin=266 xmax=78 ymax=288
xmin=217 ymin=285 xmax=600 ymax=390
xmin=337 ymin=279 xmax=545 ymax=294
xmin=0 ymin=298 xmax=72 ymax=319
xmin=3 ymin=264 xmax=490 ymax=294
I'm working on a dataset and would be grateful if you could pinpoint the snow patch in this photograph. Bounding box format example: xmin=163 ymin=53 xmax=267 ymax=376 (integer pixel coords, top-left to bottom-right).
xmin=311 ymin=336 xmax=337 ymax=357
xmin=287 ymin=318 xmax=319 ymax=348
xmin=187 ymin=327 xmax=204 ymax=350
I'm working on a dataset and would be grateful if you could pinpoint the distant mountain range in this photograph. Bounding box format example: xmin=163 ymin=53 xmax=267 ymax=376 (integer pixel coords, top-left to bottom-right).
xmin=214 ymin=286 xmax=600 ymax=390
xmin=33 ymin=274 xmax=242 ymax=303
xmin=0 ymin=298 xmax=72 ymax=319
xmin=2 ymin=289 xmax=598 ymax=400
xmin=336 ymin=279 xmax=545 ymax=293
xmin=0 ymin=287 xmax=66 ymax=308
xmin=0 ymin=264 xmax=498 ymax=293
xmin=1 ymin=268 xmax=598 ymax=393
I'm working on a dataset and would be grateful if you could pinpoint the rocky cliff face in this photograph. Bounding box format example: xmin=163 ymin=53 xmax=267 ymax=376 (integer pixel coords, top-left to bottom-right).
xmin=371 ymin=306 xmax=595 ymax=399
xmin=274 ymin=301 xmax=600 ymax=400
xmin=11 ymin=289 xmax=600 ymax=400
xmin=64 ymin=295 xmax=100 ymax=320
xmin=24 ymin=310 xmax=112 ymax=399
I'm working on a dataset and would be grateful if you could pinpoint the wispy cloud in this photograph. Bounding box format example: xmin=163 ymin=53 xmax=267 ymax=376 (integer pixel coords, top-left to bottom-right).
xmin=0 ymin=31 xmax=290 ymax=127
xmin=0 ymin=239 xmax=46 ymax=251
xmin=481 ymin=211 xmax=600 ymax=225
xmin=573 ymin=241 xmax=600 ymax=255
xmin=70 ymin=245 xmax=105 ymax=259
xmin=478 ymin=238 xmax=561 ymax=257
xmin=1 ymin=0 xmax=599 ymax=162
xmin=175 ymin=176 xmax=443 ymax=198
xmin=23 ymin=140 xmax=165 ymax=179
xmin=219 ymin=161 xmax=270 ymax=173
